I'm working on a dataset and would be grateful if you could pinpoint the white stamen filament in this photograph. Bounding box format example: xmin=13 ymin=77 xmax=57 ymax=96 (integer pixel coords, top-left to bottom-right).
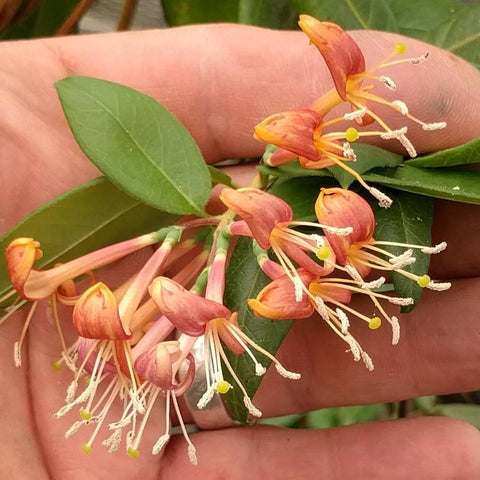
xmin=153 ymin=390 xmax=171 ymax=454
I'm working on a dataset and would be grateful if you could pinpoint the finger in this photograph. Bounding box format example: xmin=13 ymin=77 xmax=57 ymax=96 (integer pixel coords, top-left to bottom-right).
xmin=251 ymin=277 xmax=480 ymax=418
xmin=1 ymin=25 xmax=479 ymax=227
xmin=162 ymin=418 xmax=480 ymax=479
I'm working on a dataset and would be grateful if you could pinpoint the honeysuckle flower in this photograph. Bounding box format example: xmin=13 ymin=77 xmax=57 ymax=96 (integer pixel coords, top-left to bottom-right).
xmin=221 ymin=187 xmax=352 ymax=297
xmin=315 ymin=187 xmax=451 ymax=291
xmin=298 ymin=15 xmax=446 ymax=146
xmin=254 ymin=109 xmax=393 ymax=206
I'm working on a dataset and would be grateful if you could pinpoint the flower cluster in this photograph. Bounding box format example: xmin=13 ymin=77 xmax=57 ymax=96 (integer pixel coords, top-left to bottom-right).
xmin=0 ymin=15 xmax=451 ymax=467
xmin=254 ymin=15 xmax=447 ymax=207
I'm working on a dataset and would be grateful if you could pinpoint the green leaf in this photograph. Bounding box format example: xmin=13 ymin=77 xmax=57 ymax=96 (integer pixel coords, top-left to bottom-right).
xmin=306 ymin=404 xmax=389 ymax=429
xmin=435 ymin=404 xmax=480 ymax=429
xmin=224 ymin=237 xmax=292 ymax=424
xmin=238 ymin=0 xmax=298 ymax=29
xmin=55 ymin=76 xmax=211 ymax=216
xmin=414 ymin=395 xmax=437 ymax=414
xmin=258 ymin=160 xmax=333 ymax=180
xmin=258 ymin=413 xmax=303 ymax=427
xmin=270 ymin=177 xmax=339 ymax=221
xmin=292 ymin=0 xmax=480 ymax=68
xmin=162 ymin=0 xmax=239 ymax=25
xmin=405 ymin=137 xmax=480 ymax=168
xmin=208 ymin=166 xmax=238 ymax=188
xmin=327 ymin=144 xmax=403 ymax=188
xmin=0 ymin=177 xmax=177 ymax=303
xmin=363 ymin=165 xmax=480 ymax=204
xmin=370 ymin=189 xmax=434 ymax=312
xmin=0 ymin=0 xmax=80 ymax=40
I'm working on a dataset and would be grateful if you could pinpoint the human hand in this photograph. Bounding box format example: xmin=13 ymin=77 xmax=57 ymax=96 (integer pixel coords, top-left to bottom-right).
xmin=1 ymin=24 xmax=480 ymax=479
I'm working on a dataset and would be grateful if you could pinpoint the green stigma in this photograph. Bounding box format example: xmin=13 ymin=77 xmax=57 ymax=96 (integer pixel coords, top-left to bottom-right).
xmin=317 ymin=246 xmax=331 ymax=261
xmin=417 ymin=274 xmax=431 ymax=288
xmin=369 ymin=317 xmax=382 ymax=330
xmin=127 ymin=448 xmax=140 ymax=458
xmin=79 ymin=408 xmax=92 ymax=420
xmin=81 ymin=444 xmax=92 ymax=454
xmin=51 ymin=360 xmax=62 ymax=371
xmin=216 ymin=381 xmax=232 ymax=394
xmin=395 ymin=42 xmax=407 ymax=54
xmin=345 ymin=127 xmax=359 ymax=142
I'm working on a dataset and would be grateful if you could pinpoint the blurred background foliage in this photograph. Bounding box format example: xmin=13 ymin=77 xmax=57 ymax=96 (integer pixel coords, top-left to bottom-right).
xmin=0 ymin=0 xmax=478 ymax=430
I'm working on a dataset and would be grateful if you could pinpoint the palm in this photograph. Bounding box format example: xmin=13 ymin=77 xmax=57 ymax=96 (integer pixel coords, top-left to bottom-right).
xmin=1 ymin=24 xmax=480 ymax=479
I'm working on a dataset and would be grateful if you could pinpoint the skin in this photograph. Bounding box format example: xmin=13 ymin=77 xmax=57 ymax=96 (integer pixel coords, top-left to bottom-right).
xmin=0 ymin=24 xmax=480 ymax=480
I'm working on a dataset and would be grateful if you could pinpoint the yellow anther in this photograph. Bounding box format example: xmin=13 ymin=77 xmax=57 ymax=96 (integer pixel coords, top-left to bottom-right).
xmin=79 ymin=408 xmax=92 ymax=420
xmin=216 ymin=381 xmax=232 ymax=394
xmin=395 ymin=42 xmax=407 ymax=54
xmin=417 ymin=274 xmax=431 ymax=288
xmin=345 ymin=127 xmax=359 ymax=142
xmin=369 ymin=317 xmax=382 ymax=330
xmin=81 ymin=443 xmax=92 ymax=454
xmin=316 ymin=246 xmax=331 ymax=261
xmin=127 ymin=447 xmax=140 ymax=458
xmin=51 ymin=360 xmax=62 ymax=370
xmin=84 ymin=376 xmax=90 ymax=386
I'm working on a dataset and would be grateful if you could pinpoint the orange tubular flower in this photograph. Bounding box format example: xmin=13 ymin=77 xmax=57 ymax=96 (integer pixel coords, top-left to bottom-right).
xmin=221 ymin=187 xmax=352 ymax=294
xmin=315 ymin=188 xmax=451 ymax=293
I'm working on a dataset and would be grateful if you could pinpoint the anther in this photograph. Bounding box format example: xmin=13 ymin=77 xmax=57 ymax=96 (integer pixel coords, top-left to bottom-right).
xmin=255 ymin=364 xmax=267 ymax=376
xmin=411 ymin=53 xmax=429 ymax=64
xmin=392 ymin=100 xmax=409 ymax=115
xmin=421 ymin=242 xmax=447 ymax=254
xmin=422 ymin=122 xmax=447 ymax=131
xmin=362 ymin=277 xmax=386 ymax=290
xmin=343 ymin=142 xmax=357 ymax=161
xmin=398 ymin=134 xmax=417 ymax=158
xmin=380 ymin=75 xmax=397 ymax=90
xmin=188 ymin=444 xmax=198 ymax=466
xmin=275 ymin=364 xmax=301 ymax=380
xmin=243 ymin=395 xmax=262 ymax=417
xmin=380 ymin=127 xmax=408 ymax=140
xmin=369 ymin=187 xmax=393 ymax=208
xmin=426 ymin=281 xmax=451 ymax=291
xmin=336 ymin=308 xmax=350 ymax=334
xmin=293 ymin=277 xmax=304 ymax=302
xmin=344 ymin=107 xmax=367 ymax=121
xmin=391 ymin=316 xmax=401 ymax=345
xmin=361 ymin=351 xmax=375 ymax=371
xmin=152 ymin=434 xmax=170 ymax=455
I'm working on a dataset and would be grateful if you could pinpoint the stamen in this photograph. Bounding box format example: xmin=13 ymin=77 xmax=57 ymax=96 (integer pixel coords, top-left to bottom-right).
xmin=13 ymin=342 xmax=22 ymax=368
xmin=369 ymin=187 xmax=393 ymax=208
xmin=345 ymin=265 xmax=364 ymax=283
xmin=387 ymin=296 xmax=414 ymax=306
xmin=392 ymin=100 xmax=409 ymax=115
xmin=343 ymin=142 xmax=357 ymax=161
xmin=426 ymin=281 xmax=451 ymax=291
xmin=389 ymin=249 xmax=416 ymax=269
xmin=422 ymin=122 xmax=447 ymax=131
xmin=344 ymin=107 xmax=367 ymax=121
xmin=361 ymin=351 xmax=375 ymax=371
xmin=391 ymin=316 xmax=401 ymax=345
xmin=379 ymin=75 xmax=397 ymax=90
xmin=152 ymin=434 xmax=170 ymax=455
xmin=255 ymin=364 xmax=267 ymax=376
xmin=310 ymin=234 xmax=325 ymax=247
xmin=361 ymin=277 xmax=386 ymax=290
xmin=188 ymin=445 xmax=198 ymax=466
xmin=275 ymin=364 xmax=301 ymax=380
xmin=411 ymin=53 xmax=429 ymax=64
xmin=102 ymin=428 xmax=122 ymax=453
xmin=243 ymin=395 xmax=262 ymax=418
xmin=314 ymin=296 xmax=329 ymax=321
xmin=380 ymin=127 xmax=408 ymax=140
xmin=197 ymin=385 xmax=216 ymax=409
xmin=293 ymin=277 xmax=304 ymax=302
xmin=421 ymin=242 xmax=447 ymax=254
xmin=65 ymin=420 xmax=85 ymax=438
xmin=398 ymin=134 xmax=417 ymax=158
xmin=345 ymin=335 xmax=361 ymax=361
xmin=171 ymin=392 xmax=198 ymax=465
xmin=336 ymin=308 xmax=350 ymax=334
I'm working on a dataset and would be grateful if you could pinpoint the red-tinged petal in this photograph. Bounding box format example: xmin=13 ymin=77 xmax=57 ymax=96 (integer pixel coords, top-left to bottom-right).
xmin=267 ymin=148 xmax=298 ymax=166
xmin=5 ymin=237 xmax=42 ymax=299
xmin=73 ymin=282 xmax=131 ymax=340
xmin=348 ymin=99 xmax=375 ymax=127
xmin=298 ymin=16 xmax=365 ymax=100
xmin=299 ymin=155 xmax=336 ymax=170
xmin=220 ymin=188 xmax=293 ymax=249
xmin=173 ymin=353 xmax=196 ymax=396
xmin=279 ymin=239 xmax=334 ymax=277
xmin=258 ymin=258 xmax=285 ymax=280
xmin=229 ymin=220 xmax=254 ymax=238
xmin=315 ymin=188 xmax=375 ymax=265
xmin=77 ymin=338 xmax=117 ymax=375
xmin=308 ymin=281 xmax=352 ymax=305
xmin=254 ymin=109 xmax=322 ymax=161
xmin=248 ymin=269 xmax=315 ymax=320
xmin=149 ymin=277 xmax=230 ymax=336
xmin=215 ymin=313 xmax=244 ymax=355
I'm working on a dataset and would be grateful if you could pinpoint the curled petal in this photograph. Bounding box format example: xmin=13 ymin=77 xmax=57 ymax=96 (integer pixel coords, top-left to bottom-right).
xmin=315 ymin=188 xmax=374 ymax=264
xmin=254 ymin=109 xmax=322 ymax=161
xmin=248 ymin=269 xmax=316 ymax=320
xmin=174 ymin=353 xmax=196 ymax=396
xmin=216 ymin=313 xmax=244 ymax=355
xmin=73 ymin=282 xmax=130 ymax=340
xmin=299 ymin=151 xmax=337 ymax=170
xmin=308 ymin=280 xmax=352 ymax=305
xmin=77 ymin=338 xmax=116 ymax=375
xmin=5 ymin=238 xmax=42 ymax=299
xmin=298 ymin=15 xmax=365 ymax=100
xmin=149 ymin=277 xmax=230 ymax=336
xmin=268 ymin=148 xmax=298 ymax=167
xmin=220 ymin=188 xmax=293 ymax=249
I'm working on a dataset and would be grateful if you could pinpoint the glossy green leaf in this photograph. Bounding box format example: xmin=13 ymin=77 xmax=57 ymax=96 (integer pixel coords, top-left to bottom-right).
xmin=55 ymin=76 xmax=211 ymax=216
xmin=0 ymin=0 xmax=80 ymax=40
xmin=162 ymin=0 xmax=239 ymax=25
xmin=363 ymin=165 xmax=480 ymax=204
xmin=0 ymin=177 xmax=177 ymax=303
xmin=258 ymin=160 xmax=333 ymax=180
xmin=208 ymin=166 xmax=238 ymax=188
xmin=327 ymin=144 xmax=403 ymax=188
xmin=435 ymin=404 xmax=480 ymax=429
xmin=270 ymin=177 xmax=339 ymax=221
xmin=406 ymin=137 xmax=480 ymax=168
xmin=370 ymin=189 xmax=434 ymax=312
xmin=238 ymin=0 xmax=298 ymax=29
xmin=224 ymin=237 xmax=292 ymax=423
xmin=292 ymin=0 xmax=480 ymax=68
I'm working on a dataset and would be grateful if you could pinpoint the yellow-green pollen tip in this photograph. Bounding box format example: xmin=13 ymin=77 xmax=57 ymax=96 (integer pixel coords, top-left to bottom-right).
xmin=369 ymin=317 xmax=382 ymax=330
xmin=51 ymin=360 xmax=62 ymax=370
xmin=317 ymin=246 xmax=331 ymax=261
xmin=79 ymin=408 xmax=92 ymax=420
xmin=84 ymin=376 xmax=91 ymax=386
xmin=345 ymin=127 xmax=359 ymax=142
xmin=81 ymin=444 xmax=92 ymax=454
xmin=127 ymin=447 xmax=140 ymax=458
xmin=216 ymin=381 xmax=232 ymax=394
xmin=395 ymin=42 xmax=407 ymax=54
xmin=417 ymin=274 xmax=431 ymax=288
